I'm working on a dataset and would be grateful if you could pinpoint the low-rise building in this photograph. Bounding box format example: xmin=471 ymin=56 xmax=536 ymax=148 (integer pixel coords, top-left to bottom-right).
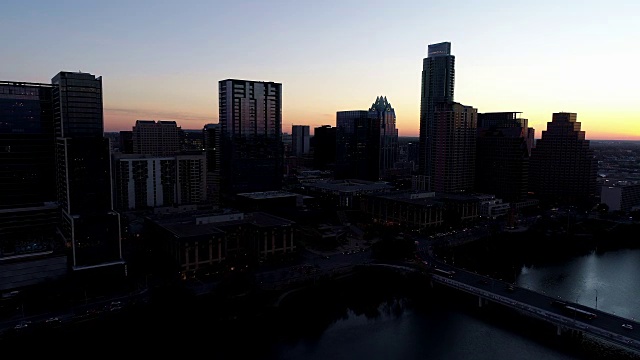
xmin=145 ymin=210 xmax=296 ymax=279
xmin=601 ymin=184 xmax=640 ymax=212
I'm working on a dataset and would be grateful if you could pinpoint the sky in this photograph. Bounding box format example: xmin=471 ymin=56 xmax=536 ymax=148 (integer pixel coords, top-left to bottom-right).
xmin=1 ymin=0 xmax=639 ymax=139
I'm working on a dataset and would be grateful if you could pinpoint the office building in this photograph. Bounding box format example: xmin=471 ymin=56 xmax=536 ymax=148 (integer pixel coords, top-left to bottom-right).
xmin=476 ymin=112 xmax=533 ymax=201
xmin=218 ymin=79 xmax=283 ymax=202
xmin=335 ymin=96 xmax=399 ymax=181
xmin=291 ymin=125 xmax=310 ymax=157
xmin=529 ymin=112 xmax=598 ymax=207
xmin=52 ymin=71 xmax=123 ymax=271
xmin=203 ymin=123 xmax=221 ymax=205
xmin=335 ymin=110 xmax=374 ymax=180
xmin=312 ymin=125 xmax=336 ymax=171
xmin=430 ymin=101 xmax=477 ymax=193
xmin=418 ymin=42 xmax=455 ymax=188
xmin=0 ymin=81 xmax=67 ymax=291
xmin=600 ymin=184 xmax=640 ymax=212
xmin=145 ymin=210 xmax=296 ymax=279
xmin=132 ymin=120 xmax=181 ymax=156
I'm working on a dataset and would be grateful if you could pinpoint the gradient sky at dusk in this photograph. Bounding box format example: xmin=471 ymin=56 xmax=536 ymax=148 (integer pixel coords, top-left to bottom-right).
xmin=1 ymin=0 xmax=638 ymax=139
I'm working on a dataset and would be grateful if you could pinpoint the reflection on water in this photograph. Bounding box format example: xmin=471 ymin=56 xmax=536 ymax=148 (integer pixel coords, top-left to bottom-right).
xmin=517 ymin=249 xmax=640 ymax=320
xmin=5 ymin=250 xmax=640 ymax=359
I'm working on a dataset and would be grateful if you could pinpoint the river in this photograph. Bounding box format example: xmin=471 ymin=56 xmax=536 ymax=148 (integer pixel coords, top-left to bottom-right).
xmin=4 ymin=249 xmax=640 ymax=359
xmin=266 ymin=248 xmax=640 ymax=360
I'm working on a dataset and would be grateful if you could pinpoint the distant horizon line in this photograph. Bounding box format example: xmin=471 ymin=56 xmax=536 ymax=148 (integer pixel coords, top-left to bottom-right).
xmin=103 ymin=130 xmax=640 ymax=142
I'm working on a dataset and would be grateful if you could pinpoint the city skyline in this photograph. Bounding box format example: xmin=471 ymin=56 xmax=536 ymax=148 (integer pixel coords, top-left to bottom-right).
xmin=1 ymin=1 xmax=639 ymax=140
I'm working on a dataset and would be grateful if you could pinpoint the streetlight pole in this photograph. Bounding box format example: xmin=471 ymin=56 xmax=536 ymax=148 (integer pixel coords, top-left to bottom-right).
xmin=595 ymin=290 xmax=598 ymax=310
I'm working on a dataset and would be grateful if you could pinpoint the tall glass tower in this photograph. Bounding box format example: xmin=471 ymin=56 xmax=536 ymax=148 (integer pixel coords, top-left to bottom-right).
xmin=419 ymin=42 xmax=455 ymax=190
xmin=52 ymin=71 xmax=123 ymax=271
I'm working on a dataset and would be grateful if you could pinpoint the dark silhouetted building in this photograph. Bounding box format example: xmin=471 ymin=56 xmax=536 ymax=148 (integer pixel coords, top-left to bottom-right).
xmin=312 ymin=125 xmax=336 ymax=171
xmin=0 ymin=81 xmax=67 ymax=291
xmin=53 ymin=71 xmax=123 ymax=271
xmin=529 ymin=112 xmax=597 ymax=207
xmin=145 ymin=210 xmax=296 ymax=279
xmin=335 ymin=96 xmax=398 ymax=181
xmin=132 ymin=120 xmax=181 ymax=156
xmin=203 ymin=123 xmax=221 ymax=205
xmin=180 ymin=129 xmax=204 ymax=152
xmin=218 ymin=79 xmax=283 ymax=202
xmin=119 ymin=130 xmax=133 ymax=153
xmin=291 ymin=125 xmax=310 ymax=157
xmin=336 ymin=110 xmax=375 ymax=180
xmin=419 ymin=42 xmax=455 ymax=189
xmin=429 ymin=101 xmax=477 ymax=193
xmin=476 ymin=112 xmax=533 ymax=201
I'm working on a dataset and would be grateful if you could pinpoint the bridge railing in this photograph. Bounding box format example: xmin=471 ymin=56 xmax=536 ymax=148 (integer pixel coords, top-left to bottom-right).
xmin=431 ymin=275 xmax=639 ymax=350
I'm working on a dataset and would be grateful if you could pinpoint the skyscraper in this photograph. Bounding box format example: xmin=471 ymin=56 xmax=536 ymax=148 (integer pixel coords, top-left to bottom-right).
xmin=529 ymin=112 xmax=597 ymax=207
xmin=335 ymin=110 xmax=374 ymax=180
xmin=291 ymin=125 xmax=310 ymax=157
xmin=52 ymin=71 xmax=123 ymax=271
xmin=335 ymin=96 xmax=399 ymax=181
xmin=218 ymin=79 xmax=283 ymax=202
xmin=431 ymin=101 xmax=477 ymax=193
xmin=476 ymin=112 xmax=533 ymax=201
xmin=370 ymin=96 xmax=399 ymax=176
xmin=312 ymin=125 xmax=336 ymax=171
xmin=203 ymin=123 xmax=221 ymax=205
xmin=0 ymin=81 xmax=67 ymax=291
xmin=419 ymin=42 xmax=455 ymax=189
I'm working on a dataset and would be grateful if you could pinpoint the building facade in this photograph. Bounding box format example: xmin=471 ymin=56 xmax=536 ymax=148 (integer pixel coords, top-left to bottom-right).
xmin=0 ymin=81 xmax=67 ymax=291
xmin=600 ymin=184 xmax=640 ymax=212
xmin=418 ymin=42 xmax=455 ymax=189
xmin=291 ymin=125 xmax=310 ymax=157
xmin=203 ymin=123 xmax=221 ymax=205
xmin=132 ymin=120 xmax=181 ymax=156
xmin=529 ymin=112 xmax=598 ymax=207
xmin=335 ymin=96 xmax=399 ymax=181
xmin=312 ymin=125 xmax=337 ymax=171
xmin=145 ymin=210 xmax=296 ymax=279
xmin=52 ymin=71 xmax=123 ymax=271
xmin=113 ymin=153 xmax=206 ymax=211
xmin=218 ymin=79 xmax=283 ymax=202
xmin=431 ymin=101 xmax=477 ymax=193
xmin=476 ymin=112 xmax=533 ymax=201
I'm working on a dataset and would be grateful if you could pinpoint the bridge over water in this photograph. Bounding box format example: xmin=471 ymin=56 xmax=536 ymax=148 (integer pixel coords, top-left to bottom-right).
xmin=367 ymin=261 xmax=640 ymax=355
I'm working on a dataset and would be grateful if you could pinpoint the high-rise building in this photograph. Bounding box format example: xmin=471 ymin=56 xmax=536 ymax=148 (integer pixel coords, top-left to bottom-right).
xmin=203 ymin=123 xmax=221 ymax=205
xmin=529 ymin=112 xmax=598 ymax=207
xmin=52 ymin=71 xmax=123 ymax=271
xmin=370 ymin=96 xmax=399 ymax=175
xmin=476 ymin=112 xmax=533 ymax=201
xmin=218 ymin=79 xmax=283 ymax=202
xmin=0 ymin=81 xmax=67 ymax=291
xmin=291 ymin=125 xmax=310 ymax=157
xmin=312 ymin=125 xmax=336 ymax=171
xmin=431 ymin=101 xmax=477 ymax=193
xmin=335 ymin=110 xmax=374 ymax=180
xmin=132 ymin=120 xmax=181 ymax=156
xmin=419 ymin=42 xmax=455 ymax=188
xmin=335 ymin=96 xmax=399 ymax=181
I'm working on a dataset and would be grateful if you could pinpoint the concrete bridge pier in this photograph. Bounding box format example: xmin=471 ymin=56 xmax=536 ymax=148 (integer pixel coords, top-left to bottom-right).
xmin=478 ymin=296 xmax=488 ymax=308
xmin=557 ymin=325 xmax=562 ymax=336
